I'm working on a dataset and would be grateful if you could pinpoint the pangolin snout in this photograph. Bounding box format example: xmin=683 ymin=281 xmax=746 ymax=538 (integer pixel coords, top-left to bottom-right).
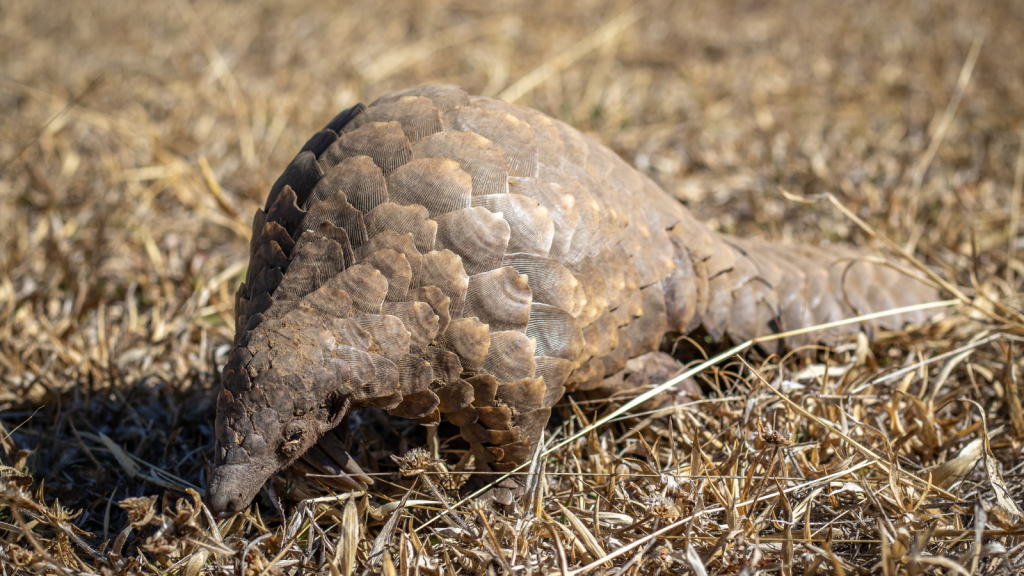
xmin=206 ymin=461 xmax=273 ymax=518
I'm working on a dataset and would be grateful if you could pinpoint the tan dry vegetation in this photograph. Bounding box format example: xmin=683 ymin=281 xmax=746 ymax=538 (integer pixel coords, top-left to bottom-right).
xmin=2 ymin=0 xmax=1024 ymax=573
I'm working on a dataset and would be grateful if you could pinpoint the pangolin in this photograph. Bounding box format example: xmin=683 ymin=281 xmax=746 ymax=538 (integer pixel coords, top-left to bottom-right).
xmin=207 ymin=84 xmax=937 ymax=516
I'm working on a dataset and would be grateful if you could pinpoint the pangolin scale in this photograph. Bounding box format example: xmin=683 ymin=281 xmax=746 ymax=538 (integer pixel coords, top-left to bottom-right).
xmin=207 ymin=84 xmax=937 ymax=515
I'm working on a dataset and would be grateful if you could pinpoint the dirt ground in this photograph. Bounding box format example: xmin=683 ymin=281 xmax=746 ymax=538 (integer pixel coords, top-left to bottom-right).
xmin=1 ymin=0 xmax=1023 ymax=573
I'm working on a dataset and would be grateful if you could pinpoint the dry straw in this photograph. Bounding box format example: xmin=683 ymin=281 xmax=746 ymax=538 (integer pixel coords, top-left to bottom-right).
xmin=2 ymin=0 xmax=1023 ymax=574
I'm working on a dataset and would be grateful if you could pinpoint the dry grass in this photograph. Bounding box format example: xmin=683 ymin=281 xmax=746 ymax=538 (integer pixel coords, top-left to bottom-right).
xmin=2 ymin=0 xmax=1024 ymax=573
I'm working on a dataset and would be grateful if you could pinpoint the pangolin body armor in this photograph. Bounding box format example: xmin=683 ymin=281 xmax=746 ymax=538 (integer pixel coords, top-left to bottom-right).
xmin=208 ymin=84 xmax=937 ymax=515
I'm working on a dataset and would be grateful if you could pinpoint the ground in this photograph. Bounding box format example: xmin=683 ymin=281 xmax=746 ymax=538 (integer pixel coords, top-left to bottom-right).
xmin=1 ymin=0 xmax=1023 ymax=574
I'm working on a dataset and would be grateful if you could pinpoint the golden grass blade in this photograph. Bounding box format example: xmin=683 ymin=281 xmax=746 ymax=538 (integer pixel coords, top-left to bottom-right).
xmin=497 ymin=5 xmax=644 ymax=103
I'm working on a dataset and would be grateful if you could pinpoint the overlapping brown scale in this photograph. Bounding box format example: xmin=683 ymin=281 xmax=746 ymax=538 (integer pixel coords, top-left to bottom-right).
xmin=300 ymin=129 xmax=338 ymax=158
xmin=863 ymin=266 xmax=906 ymax=325
xmin=266 ymin=151 xmax=323 ymax=210
xmin=328 ymin=345 xmax=376 ymax=398
xmin=233 ymin=291 xmax=250 ymax=339
xmin=566 ymin=256 xmax=608 ymax=327
xmin=319 ymin=121 xmax=412 ymax=176
xmin=477 ymin=405 xmax=512 ymax=430
xmin=539 ymin=165 xmax=602 ymax=264
xmin=463 ymin=267 xmax=532 ymax=333
xmin=357 ymin=230 xmax=421 ymax=286
xmin=248 ymin=265 xmax=284 ymax=303
xmin=488 ymin=428 xmax=522 ymax=446
xmin=418 ymin=346 xmax=463 ymax=385
xmin=461 ymin=421 xmax=517 ymax=445
xmin=266 ymin=186 xmax=307 ymax=238
xmin=386 ymin=157 xmax=473 ymax=218
xmin=324 ymin=102 xmax=367 ymax=134
xmin=565 ymin=163 xmax=624 ymax=249
xmin=472 ymin=96 xmax=566 ymax=166
xmin=726 ymin=281 xmax=774 ymax=343
xmin=367 ymin=352 xmax=401 ymax=397
xmin=249 ymin=209 xmax=268 ymax=255
xmin=403 ymin=287 xmax=450 ymax=337
xmin=433 ymin=206 xmax=510 ymax=275
xmin=445 ymin=405 xmax=479 ymax=427
xmin=472 ymin=194 xmax=554 ymax=257
xmin=618 ymin=288 xmax=646 ymax=324
xmin=755 ymin=250 xmax=813 ymax=347
xmin=435 ymin=378 xmax=474 ymax=413
xmin=549 ymin=117 xmax=589 ymax=167
xmin=577 ymin=323 xmax=600 ymax=366
xmin=687 ymin=257 xmax=710 ymax=334
xmin=395 ymin=354 xmax=432 ymax=395
xmin=701 ymin=239 xmax=749 ymax=341
xmin=513 ymin=408 xmax=552 ymax=444
xmin=788 ymin=249 xmax=839 ymax=333
xmin=261 ymin=294 xmax=298 ymax=321
xmin=793 ymin=247 xmax=858 ymax=330
xmin=492 ymin=441 xmax=532 ymax=469
xmin=307 ymin=156 xmax=388 ymax=214
xmin=354 ymin=314 xmax=411 ymax=361
xmin=467 ymin=374 xmax=498 ymax=406
xmin=288 ymin=237 xmax=346 ymax=288
xmin=536 ymin=373 xmax=569 ymax=407
xmin=621 ymin=285 xmax=668 ymax=356
xmin=358 ymin=248 xmax=412 ymax=302
xmin=324 ymin=264 xmax=387 ymax=315
xmin=300 ymin=283 xmax=352 ymax=320
xmin=370 ymin=84 xmax=470 ymax=112
xmin=342 ymin=96 xmax=442 ymax=142
xmin=567 ymin=357 xmax=605 ymax=392
xmin=436 ymin=317 xmax=490 ymax=372
xmin=609 ymin=298 xmax=636 ymax=332
xmin=739 ymin=247 xmax=787 ymax=339
xmin=481 ymin=331 xmax=536 ymax=382
xmin=637 ymin=176 xmax=684 ymax=231
xmin=828 ymin=255 xmax=896 ymax=329
xmin=293 ymin=222 xmax=355 ymax=269
xmin=663 ymin=231 xmax=699 ymax=332
xmin=418 ymin=249 xmax=468 ymax=318
xmin=629 ymin=223 xmax=677 ymax=288
xmin=413 ymin=130 xmax=509 ymax=196
xmin=414 ymin=410 xmax=441 ymax=425
xmin=593 ymin=246 xmax=628 ymax=309
xmin=583 ymin=136 xmax=620 ymax=178
xmin=241 ymin=306 xmax=268 ymax=338
xmin=274 ymin=265 xmax=319 ymax=300
xmin=604 ymin=152 xmax=646 ymax=201
xmin=669 ymin=210 xmax=716 ymax=263
xmin=507 ymin=177 xmax=578 ymax=259
xmin=258 ymin=221 xmax=295 ymax=258
xmin=328 ymin=318 xmax=372 ymax=349
xmin=501 ymin=253 xmax=582 ymax=315
xmin=444 ymin=105 xmax=539 ymax=178
xmin=300 ymin=190 xmax=368 ymax=250
xmin=525 ymin=303 xmax=584 ymax=361
xmin=622 ymin=251 xmax=642 ymax=295
xmin=388 ymin=389 xmax=439 ymax=419
xmin=248 ymin=240 xmax=289 ymax=287
xmin=364 ymin=203 xmax=437 ymax=255
xmin=495 ymin=377 xmax=545 ymax=414
xmin=600 ymin=328 xmax=633 ymax=376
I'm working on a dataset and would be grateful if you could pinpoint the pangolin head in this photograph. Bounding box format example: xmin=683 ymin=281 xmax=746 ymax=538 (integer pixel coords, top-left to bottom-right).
xmin=206 ymin=310 xmax=355 ymax=517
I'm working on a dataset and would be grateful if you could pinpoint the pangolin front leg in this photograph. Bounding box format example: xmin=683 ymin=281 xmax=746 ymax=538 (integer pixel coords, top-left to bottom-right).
xmin=206 ymin=84 xmax=938 ymax=516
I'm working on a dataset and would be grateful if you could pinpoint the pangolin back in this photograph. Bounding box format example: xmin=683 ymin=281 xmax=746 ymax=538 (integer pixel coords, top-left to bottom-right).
xmin=209 ymin=84 xmax=937 ymax=514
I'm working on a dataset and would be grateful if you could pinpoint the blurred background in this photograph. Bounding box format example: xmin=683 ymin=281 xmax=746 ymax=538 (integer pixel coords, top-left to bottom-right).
xmin=1 ymin=0 xmax=1022 ymax=538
